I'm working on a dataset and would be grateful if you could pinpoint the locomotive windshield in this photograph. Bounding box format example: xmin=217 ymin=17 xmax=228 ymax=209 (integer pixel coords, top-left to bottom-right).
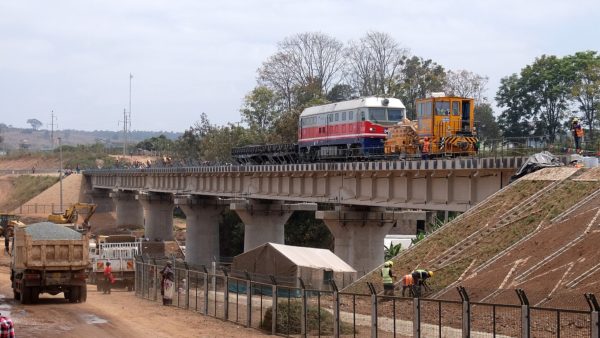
xmin=368 ymin=108 xmax=405 ymax=123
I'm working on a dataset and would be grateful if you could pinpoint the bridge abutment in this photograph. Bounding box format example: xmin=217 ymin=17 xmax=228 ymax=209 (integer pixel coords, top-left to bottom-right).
xmin=175 ymin=196 xmax=224 ymax=267
xmin=138 ymin=192 xmax=174 ymax=241
xmin=110 ymin=190 xmax=144 ymax=227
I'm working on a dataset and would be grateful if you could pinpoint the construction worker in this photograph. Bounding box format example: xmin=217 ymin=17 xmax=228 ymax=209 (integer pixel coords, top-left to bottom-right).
xmin=411 ymin=269 xmax=434 ymax=297
xmin=571 ymin=118 xmax=584 ymax=153
xmin=381 ymin=261 xmax=395 ymax=296
xmin=401 ymin=274 xmax=414 ymax=297
xmin=421 ymin=137 xmax=431 ymax=160
xmin=103 ymin=262 xmax=114 ymax=294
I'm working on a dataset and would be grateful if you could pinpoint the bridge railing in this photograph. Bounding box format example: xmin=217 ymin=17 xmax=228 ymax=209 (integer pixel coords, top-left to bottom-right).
xmin=135 ymin=259 xmax=600 ymax=337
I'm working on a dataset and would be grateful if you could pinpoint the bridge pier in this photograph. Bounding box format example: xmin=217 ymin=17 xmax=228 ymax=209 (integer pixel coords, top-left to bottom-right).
xmin=175 ymin=196 xmax=224 ymax=268
xmin=137 ymin=192 xmax=174 ymax=241
xmin=110 ymin=190 xmax=144 ymax=228
xmin=231 ymin=200 xmax=317 ymax=252
xmin=317 ymin=206 xmax=406 ymax=276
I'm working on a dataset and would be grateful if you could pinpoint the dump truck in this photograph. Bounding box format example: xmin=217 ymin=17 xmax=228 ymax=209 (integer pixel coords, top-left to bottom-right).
xmin=89 ymin=235 xmax=141 ymax=291
xmin=10 ymin=222 xmax=89 ymax=304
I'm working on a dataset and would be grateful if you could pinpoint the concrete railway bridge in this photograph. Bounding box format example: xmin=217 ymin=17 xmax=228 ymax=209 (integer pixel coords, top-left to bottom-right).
xmin=83 ymin=156 xmax=545 ymax=275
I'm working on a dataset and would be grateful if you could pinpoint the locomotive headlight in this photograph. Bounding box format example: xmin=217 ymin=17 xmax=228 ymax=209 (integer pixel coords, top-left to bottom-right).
xmin=369 ymin=127 xmax=375 ymax=132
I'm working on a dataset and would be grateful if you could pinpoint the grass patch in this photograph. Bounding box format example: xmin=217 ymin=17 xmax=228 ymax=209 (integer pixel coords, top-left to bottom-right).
xmin=260 ymin=300 xmax=356 ymax=335
xmin=1 ymin=175 xmax=58 ymax=212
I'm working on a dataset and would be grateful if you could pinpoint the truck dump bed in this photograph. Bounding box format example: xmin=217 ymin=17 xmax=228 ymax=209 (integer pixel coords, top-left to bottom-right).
xmin=13 ymin=222 xmax=89 ymax=271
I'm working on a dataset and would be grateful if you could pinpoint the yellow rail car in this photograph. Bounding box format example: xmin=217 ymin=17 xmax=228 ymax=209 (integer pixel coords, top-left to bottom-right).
xmin=385 ymin=94 xmax=478 ymax=157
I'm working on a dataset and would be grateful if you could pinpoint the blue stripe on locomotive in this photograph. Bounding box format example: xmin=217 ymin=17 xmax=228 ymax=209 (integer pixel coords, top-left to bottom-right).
xmin=298 ymin=136 xmax=385 ymax=154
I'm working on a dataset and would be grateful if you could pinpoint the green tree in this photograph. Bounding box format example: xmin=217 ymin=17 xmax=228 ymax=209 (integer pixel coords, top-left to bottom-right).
xmin=496 ymin=73 xmax=536 ymax=137
xmin=284 ymin=211 xmax=333 ymax=249
xmin=135 ymin=134 xmax=174 ymax=153
xmin=326 ymin=84 xmax=355 ymax=102
xmin=566 ymin=51 xmax=600 ymax=140
xmin=26 ymin=118 xmax=43 ymax=130
xmin=393 ymin=56 xmax=446 ymax=120
xmin=474 ymin=103 xmax=501 ymax=140
xmin=384 ymin=243 xmax=402 ymax=261
xmin=240 ymin=86 xmax=281 ymax=143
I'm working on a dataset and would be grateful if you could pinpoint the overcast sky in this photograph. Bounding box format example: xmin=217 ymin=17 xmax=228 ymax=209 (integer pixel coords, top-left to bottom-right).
xmin=1 ymin=0 xmax=598 ymax=132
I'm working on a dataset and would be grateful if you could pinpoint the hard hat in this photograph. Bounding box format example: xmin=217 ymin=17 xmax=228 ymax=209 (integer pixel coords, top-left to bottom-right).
xmin=386 ymin=260 xmax=394 ymax=267
xmin=384 ymin=262 xmax=390 ymax=267
xmin=573 ymin=117 xmax=579 ymax=122
xmin=428 ymin=270 xmax=434 ymax=277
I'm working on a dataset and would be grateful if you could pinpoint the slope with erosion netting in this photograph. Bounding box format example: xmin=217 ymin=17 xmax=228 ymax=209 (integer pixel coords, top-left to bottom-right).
xmin=344 ymin=167 xmax=599 ymax=303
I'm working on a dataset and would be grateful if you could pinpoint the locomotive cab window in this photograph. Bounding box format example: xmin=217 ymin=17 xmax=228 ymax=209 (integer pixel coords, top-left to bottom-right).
xmin=388 ymin=108 xmax=404 ymax=122
xmin=435 ymin=101 xmax=450 ymax=116
xmin=368 ymin=108 xmax=386 ymax=122
xmin=452 ymin=101 xmax=460 ymax=116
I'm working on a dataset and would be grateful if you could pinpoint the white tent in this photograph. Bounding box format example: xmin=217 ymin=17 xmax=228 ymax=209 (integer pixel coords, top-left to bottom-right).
xmin=231 ymin=242 xmax=357 ymax=289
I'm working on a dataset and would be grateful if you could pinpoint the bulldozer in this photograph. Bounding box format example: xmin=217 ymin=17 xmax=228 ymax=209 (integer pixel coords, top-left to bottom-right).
xmin=48 ymin=203 xmax=97 ymax=231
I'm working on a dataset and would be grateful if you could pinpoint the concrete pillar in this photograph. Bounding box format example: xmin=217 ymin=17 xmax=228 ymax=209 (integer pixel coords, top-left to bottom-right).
xmin=316 ymin=206 xmax=401 ymax=276
xmin=175 ymin=196 xmax=224 ymax=267
xmin=89 ymin=188 xmax=114 ymax=213
xmin=137 ymin=192 xmax=174 ymax=241
xmin=110 ymin=190 xmax=144 ymax=228
xmin=231 ymin=200 xmax=317 ymax=252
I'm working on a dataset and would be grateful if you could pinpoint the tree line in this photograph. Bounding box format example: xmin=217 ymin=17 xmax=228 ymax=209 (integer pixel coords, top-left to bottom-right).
xmin=136 ymin=32 xmax=598 ymax=162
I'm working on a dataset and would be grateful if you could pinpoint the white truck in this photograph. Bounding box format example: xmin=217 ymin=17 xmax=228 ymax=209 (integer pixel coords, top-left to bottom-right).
xmin=89 ymin=235 xmax=141 ymax=291
xmin=11 ymin=222 xmax=89 ymax=304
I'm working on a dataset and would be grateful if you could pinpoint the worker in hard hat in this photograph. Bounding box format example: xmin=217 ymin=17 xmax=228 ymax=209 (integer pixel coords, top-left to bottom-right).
xmin=571 ymin=117 xmax=584 ymax=154
xmin=381 ymin=261 xmax=396 ymax=296
xmin=401 ymin=274 xmax=414 ymax=297
xmin=411 ymin=269 xmax=434 ymax=297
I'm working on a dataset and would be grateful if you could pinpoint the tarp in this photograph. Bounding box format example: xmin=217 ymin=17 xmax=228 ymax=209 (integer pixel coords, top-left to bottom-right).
xmin=512 ymin=151 xmax=564 ymax=180
xmin=231 ymin=243 xmax=357 ymax=289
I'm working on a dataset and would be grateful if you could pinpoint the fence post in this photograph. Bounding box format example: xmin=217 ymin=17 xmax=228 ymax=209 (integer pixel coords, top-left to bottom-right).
xmin=222 ymin=268 xmax=229 ymax=321
xmin=270 ymin=275 xmax=278 ymax=335
xmin=202 ymin=265 xmax=209 ymax=315
xmin=413 ymin=287 xmax=421 ymax=338
xmin=245 ymin=271 xmax=252 ymax=328
xmin=299 ymin=278 xmax=307 ymax=338
xmin=185 ymin=263 xmax=190 ymax=309
xmin=516 ymin=289 xmax=530 ymax=338
xmin=457 ymin=286 xmax=470 ymax=338
xmin=330 ymin=280 xmax=340 ymax=338
xmin=585 ymin=293 xmax=600 ymax=338
xmin=367 ymin=282 xmax=378 ymax=338
xmin=153 ymin=258 xmax=158 ymax=301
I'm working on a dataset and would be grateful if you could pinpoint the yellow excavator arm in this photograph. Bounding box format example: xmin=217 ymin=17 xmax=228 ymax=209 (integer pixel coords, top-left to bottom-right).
xmin=48 ymin=203 xmax=97 ymax=230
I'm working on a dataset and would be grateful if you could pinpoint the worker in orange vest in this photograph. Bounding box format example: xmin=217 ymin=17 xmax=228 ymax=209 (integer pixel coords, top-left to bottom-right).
xmin=401 ymin=274 xmax=414 ymax=297
xmin=571 ymin=118 xmax=584 ymax=153
xmin=421 ymin=137 xmax=431 ymax=160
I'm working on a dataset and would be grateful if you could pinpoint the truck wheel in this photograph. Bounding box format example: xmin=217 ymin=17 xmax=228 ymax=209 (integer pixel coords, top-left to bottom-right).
xmin=80 ymin=285 xmax=87 ymax=302
xmin=68 ymin=286 xmax=81 ymax=303
xmin=21 ymin=286 xmax=32 ymax=304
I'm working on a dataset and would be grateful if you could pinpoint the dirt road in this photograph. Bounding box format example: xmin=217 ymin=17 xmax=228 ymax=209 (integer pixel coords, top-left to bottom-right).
xmin=0 ymin=253 xmax=267 ymax=338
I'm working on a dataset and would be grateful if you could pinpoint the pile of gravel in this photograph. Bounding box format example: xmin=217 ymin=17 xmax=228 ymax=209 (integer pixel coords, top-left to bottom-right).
xmin=24 ymin=222 xmax=83 ymax=240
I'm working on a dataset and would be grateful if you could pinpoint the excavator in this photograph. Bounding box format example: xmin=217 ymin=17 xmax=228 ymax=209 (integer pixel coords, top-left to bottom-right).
xmin=48 ymin=203 xmax=97 ymax=231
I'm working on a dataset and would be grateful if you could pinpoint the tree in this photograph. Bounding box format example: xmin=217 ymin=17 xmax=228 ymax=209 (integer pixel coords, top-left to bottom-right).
xmin=346 ymin=31 xmax=409 ymax=96
xmin=384 ymin=243 xmax=402 ymax=261
xmin=27 ymin=118 xmax=43 ymax=130
xmin=240 ymin=86 xmax=281 ymax=143
xmin=445 ymin=70 xmax=489 ymax=104
xmin=521 ymin=55 xmax=572 ymax=141
xmin=258 ymin=32 xmax=345 ymax=110
xmin=393 ymin=56 xmax=446 ymax=120
xmin=474 ymin=103 xmax=501 ymax=140
xmin=496 ymin=74 xmax=535 ymax=137
xmin=566 ymin=51 xmax=600 ymax=140
xmin=326 ymin=84 xmax=355 ymax=102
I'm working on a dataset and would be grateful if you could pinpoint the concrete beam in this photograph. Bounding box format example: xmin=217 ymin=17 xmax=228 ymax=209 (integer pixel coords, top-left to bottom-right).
xmin=316 ymin=206 xmax=406 ymax=276
xmin=137 ymin=192 xmax=174 ymax=241
xmin=110 ymin=190 xmax=143 ymax=228
xmin=231 ymin=200 xmax=317 ymax=252
xmin=175 ymin=196 xmax=225 ymax=268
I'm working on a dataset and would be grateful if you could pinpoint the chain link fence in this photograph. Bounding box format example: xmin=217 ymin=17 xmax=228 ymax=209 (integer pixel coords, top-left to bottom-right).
xmin=135 ymin=259 xmax=600 ymax=337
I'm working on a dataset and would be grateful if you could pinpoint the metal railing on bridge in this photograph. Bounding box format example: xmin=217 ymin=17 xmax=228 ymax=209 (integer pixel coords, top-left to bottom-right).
xmin=135 ymin=258 xmax=600 ymax=337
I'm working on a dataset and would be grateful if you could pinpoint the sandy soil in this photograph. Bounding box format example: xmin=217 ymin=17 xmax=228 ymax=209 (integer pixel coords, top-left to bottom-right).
xmin=0 ymin=253 xmax=268 ymax=338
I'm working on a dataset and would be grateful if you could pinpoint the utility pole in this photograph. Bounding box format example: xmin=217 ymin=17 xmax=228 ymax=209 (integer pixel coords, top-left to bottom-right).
xmin=49 ymin=111 xmax=58 ymax=148
xmin=58 ymin=137 xmax=63 ymax=213
xmin=122 ymin=73 xmax=133 ymax=157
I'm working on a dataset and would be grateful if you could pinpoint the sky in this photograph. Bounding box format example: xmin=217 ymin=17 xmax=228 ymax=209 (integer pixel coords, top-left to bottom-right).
xmin=1 ymin=0 xmax=599 ymax=132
